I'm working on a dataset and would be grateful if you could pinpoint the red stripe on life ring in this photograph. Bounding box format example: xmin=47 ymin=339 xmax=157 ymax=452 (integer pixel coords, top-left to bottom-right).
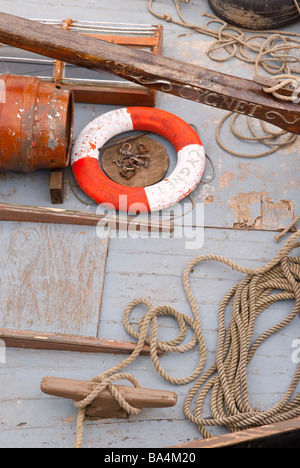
xmin=72 ymin=158 xmax=150 ymax=211
xmin=127 ymin=107 xmax=201 ymax=152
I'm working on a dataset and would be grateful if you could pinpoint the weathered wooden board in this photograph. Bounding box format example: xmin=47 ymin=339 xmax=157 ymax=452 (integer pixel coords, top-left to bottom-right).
xmin=172 ymin=417 xmax=300 ymax=448
xmin=0 ymin=222 xmax=108 ymax=336
xmin=0 ymin=12 xmax=300 ymax=133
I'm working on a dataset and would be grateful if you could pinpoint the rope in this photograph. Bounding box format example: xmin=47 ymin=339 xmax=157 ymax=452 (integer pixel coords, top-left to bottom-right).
xmin=275 ymin=213 xmax=300 ymax=242
xmin=73 ymin=220 xmax=300 ymax=447
xmin=148 ymin=0 xmax=300 ymax=158
xmin=216 ymin=112 xmax=298 ymax=158
xmin=74 ymin=373 xmax=142 ymax=448
xmin=294 ymin=0 xmax=300 ymax=14
xmin=74 ymin=295 xmax=207 ymax=447
xmin=183 ymin=229 xmax=300 ymax=437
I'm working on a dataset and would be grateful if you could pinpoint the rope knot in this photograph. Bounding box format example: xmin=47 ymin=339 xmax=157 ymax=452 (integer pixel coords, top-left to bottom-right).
xmin=263 ymin=74 xmax=300 ymax=101
xmin=74 ymin=373 xmax=142 ymax=448
xmin=163 ymin=14 xmax=173 ymax=22
xmin=74 ymin=373 xmax=142 ymax=415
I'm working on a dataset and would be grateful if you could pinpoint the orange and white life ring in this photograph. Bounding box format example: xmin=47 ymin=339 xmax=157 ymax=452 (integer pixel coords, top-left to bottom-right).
xmin=71 ymin=107 xmax=205 ymax=213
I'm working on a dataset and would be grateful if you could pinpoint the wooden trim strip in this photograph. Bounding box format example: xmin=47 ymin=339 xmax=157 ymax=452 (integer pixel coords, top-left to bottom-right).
xmin=0 ymin=328 xmax=163 ymax=355
xmin=0 ymin=203 xmax=174 ymax=233
xmin=83 ymin=34 xmax=160 ymax=48
xmin=170 ymin=417 xmax=300 ymax=448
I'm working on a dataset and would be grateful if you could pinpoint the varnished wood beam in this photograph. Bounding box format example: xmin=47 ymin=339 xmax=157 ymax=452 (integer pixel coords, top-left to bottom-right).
xmin=0 ymin=203 xmax=174 ymax=233
xmin=0 ymin=328 xmax=163 ymax=356
xmin=170 ymin=417 xmax=300 ymax=448
xmin=0 ymin=12 xmax=299 ymax=134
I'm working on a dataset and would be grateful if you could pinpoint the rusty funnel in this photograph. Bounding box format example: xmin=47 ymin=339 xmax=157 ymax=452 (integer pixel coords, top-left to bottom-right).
xmin=0 ymin=74 xmax=74 ymax=172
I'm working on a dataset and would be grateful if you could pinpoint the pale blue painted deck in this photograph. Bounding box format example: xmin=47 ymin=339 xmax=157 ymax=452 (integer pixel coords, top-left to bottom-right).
xmin=0 ymin=0 xmax=299 ymax=448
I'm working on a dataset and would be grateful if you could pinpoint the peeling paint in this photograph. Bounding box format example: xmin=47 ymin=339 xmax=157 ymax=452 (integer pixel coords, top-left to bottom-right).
xmin=229 ymin=191 xmax=261 ymax=229
xmin=229 ymin=192 xmax=295 ymax=230
xmin=218 ymin=171 xmax=235 ymax=189
xmin=204 ymin=195 xmax=214 ymax=204
xmin=261 ymin=198 xmax=294 ymax=229
xmin=48 ymin=133 xmax=60 ymax=151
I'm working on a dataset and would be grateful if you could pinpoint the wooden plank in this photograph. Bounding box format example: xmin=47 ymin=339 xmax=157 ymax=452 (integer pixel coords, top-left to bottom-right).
xmin=170 ymin=417 xmax=300 ymax=448
xmin=0 ymin=203 xmax=174 ymax=233
xmin=0 ymin=12 xmax=299 ymax=133
xmin=50 ymin=169 xmax=65 ymax=204
xmin=84 ymin=34 xmax=160 ymax=47
xmin=0 ymin=222 xmax=108 ymax=336
xmin=0 ymin=328 xmax=162 ymax=355
xmin=71 ymin=85 xmax=155 ymax=106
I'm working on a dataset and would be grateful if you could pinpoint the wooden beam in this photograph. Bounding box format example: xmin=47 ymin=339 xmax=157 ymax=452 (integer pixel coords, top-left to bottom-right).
xmin=0 ymin=12 xmax=299 ymax=134
xmin=0 ymin=203 xmax=174 ymax=233
xmin=50 ymin=169 xmax=65 ymax=204
xmin=170 ymin=417 xmax=300 ymax=448
xmin=0 ymin=328 xmax=163 ymax=356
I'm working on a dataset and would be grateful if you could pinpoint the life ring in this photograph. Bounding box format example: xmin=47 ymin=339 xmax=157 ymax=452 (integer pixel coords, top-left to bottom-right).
xmin=71 ymin=107 xmax=205 ymax=213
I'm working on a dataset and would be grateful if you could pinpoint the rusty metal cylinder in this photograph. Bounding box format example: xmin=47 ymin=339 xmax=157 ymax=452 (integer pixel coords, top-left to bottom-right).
xmin=0 ymin=74 xmax=74 ymax=172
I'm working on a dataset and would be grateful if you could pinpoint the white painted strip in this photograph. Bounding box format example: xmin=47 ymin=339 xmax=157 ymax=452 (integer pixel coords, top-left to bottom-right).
xmin=144 ymin=144 xmax=205 ymax=211
xmin=71 ymin=108 xmax=134 ymax=164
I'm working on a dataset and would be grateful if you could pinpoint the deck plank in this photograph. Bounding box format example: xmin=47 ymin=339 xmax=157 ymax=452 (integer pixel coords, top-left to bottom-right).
xmin=0 ymin=222 xmax=109 ymax=336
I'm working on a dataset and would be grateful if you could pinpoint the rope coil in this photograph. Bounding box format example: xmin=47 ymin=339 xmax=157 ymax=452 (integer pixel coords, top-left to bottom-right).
xmin=74 ymin=219 xmax=300 ymax=447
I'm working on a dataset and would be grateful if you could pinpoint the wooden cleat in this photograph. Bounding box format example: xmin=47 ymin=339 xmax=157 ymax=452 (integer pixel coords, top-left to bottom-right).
xmin=41 ymin=376 xmax=177 ymax=419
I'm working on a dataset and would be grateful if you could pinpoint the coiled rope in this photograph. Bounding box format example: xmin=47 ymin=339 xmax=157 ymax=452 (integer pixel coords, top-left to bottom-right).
xmin=74 ymin=218 xmax=300 ymax=447
xmin=148 ymin=0 xmax=300 ymax=158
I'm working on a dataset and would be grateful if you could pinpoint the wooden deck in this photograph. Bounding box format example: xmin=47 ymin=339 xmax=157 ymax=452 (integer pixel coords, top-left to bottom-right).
xmin=0 ymin=0 xmax=299 ymax=448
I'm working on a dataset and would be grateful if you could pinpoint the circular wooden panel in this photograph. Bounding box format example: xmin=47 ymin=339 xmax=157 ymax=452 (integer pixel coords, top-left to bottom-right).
xmin=101 ymin=135 xmax=170 ymax=187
